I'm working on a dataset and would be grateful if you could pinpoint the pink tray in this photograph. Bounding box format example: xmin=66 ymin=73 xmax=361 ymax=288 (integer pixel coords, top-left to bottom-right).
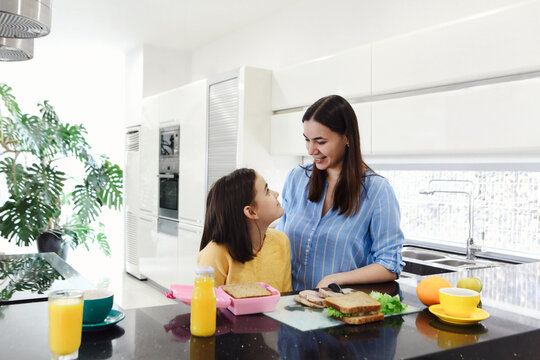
xmin=218 ymin=282 xmax=280 ymax=315
xmin=168 ymin=282 xmax=280 ymax=316
xmin=169 ymin=284 xmax=231 ymax=308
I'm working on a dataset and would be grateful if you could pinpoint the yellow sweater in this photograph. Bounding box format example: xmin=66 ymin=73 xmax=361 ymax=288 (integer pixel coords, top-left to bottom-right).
xmin=196 ymin=229 xmax=292 ymax=293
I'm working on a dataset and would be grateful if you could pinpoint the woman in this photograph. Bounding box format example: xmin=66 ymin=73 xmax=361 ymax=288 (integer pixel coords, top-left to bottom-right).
xmin=277 ymin=95 xmax=404 ymax=290
xmin=197 ymin=168 xmax=292 ymax=292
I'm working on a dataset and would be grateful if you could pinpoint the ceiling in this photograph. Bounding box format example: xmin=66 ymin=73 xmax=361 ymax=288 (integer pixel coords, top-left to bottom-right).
xmin=49 ymin=0 xmax=301 ymax=52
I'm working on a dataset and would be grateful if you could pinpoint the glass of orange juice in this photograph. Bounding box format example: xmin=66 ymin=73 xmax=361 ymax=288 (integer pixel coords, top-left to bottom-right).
xmin=48 ymin=289 xmax=84 ymax=360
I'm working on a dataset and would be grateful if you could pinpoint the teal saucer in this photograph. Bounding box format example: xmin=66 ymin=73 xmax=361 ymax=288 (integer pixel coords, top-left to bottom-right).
xmin=82 ymin=309 xmax=125 ymax=332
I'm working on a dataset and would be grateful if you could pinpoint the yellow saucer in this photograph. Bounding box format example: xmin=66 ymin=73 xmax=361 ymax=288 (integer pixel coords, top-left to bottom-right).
xmin=429 ymin=304 xmax=489 ymax=325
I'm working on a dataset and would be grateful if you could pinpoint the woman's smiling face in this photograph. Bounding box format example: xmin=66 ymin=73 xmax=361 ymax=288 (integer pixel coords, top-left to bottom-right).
xmin=303 ymin=119 xmax=348 ymax=172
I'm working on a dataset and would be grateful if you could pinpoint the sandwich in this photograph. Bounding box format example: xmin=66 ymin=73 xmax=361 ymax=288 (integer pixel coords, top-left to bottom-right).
xmin=324 ymin=291 xmax=384 ymax=325
xmin=294 ymin=290 xmax=326 ymax=308
xmin=222 ymin=282 xmax=272 ymax=299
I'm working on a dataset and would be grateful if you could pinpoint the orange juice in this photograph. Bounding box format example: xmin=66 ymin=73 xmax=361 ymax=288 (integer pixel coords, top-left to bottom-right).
xmin=49 ymin=294 xmax=84 ymax=355
xmin=190 ymin=269 xmax=216 ymax=337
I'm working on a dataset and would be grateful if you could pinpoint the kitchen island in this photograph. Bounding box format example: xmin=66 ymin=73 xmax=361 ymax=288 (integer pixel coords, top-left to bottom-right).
xmin=1 ymin=253 xmax=539 ymax=359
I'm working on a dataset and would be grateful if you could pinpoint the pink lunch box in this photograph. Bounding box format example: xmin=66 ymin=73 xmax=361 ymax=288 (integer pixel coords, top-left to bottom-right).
xmin=169 ymin=282 xmax=280 ymax=316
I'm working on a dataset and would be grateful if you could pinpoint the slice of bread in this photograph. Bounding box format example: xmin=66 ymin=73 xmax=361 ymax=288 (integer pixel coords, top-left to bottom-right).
xmin=294 ymin=295 xmax=325 ymax=308
xmin=222 ymin=282 xmax=272 ymax=299
xmin=323 ymin=291 xmax=381 ymax=314
xmin=341 ymin=312 xmax=384 ymax=325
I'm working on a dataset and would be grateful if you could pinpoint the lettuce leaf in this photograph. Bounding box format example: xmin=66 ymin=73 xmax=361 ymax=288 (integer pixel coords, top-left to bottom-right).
xmin=326 ymin=307 xmax=351 ymax=318
xmin=369 ymin=291 xmax=408 ymax=315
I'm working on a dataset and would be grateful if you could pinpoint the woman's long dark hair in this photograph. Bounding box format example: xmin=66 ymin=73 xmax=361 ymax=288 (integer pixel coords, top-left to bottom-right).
xmin=199 ymin=168 xmax=257 ymax=263
xmin=302 ymin=95 xmax=372 ymax=217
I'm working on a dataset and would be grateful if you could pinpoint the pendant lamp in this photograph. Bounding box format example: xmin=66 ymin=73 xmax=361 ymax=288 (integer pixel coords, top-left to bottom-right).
xmin=0 ymin=0 xmax=51 ymax=61
xmin=0 ymin=0 xmax=52 ymax=38
xmin=0 ymin=37 xmax=33 ymax=61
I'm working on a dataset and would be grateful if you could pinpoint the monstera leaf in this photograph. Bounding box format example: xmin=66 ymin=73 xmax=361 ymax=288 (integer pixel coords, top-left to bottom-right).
xmin=0 ymin=84 xmax=123 ymax=256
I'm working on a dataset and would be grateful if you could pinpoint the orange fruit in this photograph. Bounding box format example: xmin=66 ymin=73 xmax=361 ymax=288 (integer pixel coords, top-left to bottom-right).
xmin=416 ymin=276 xmax=452 ymax=306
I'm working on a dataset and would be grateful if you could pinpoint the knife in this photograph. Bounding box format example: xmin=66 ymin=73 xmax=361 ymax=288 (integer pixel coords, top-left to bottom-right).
xmin=328 ymin=283 xmax=344 ymax=294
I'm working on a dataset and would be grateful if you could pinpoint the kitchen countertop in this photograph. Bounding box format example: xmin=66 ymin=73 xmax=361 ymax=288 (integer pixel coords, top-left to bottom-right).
xmin=1 ymin=253 xmax=539 ymax=359
xmin=0 ymin=253 xmax=95 ymax=304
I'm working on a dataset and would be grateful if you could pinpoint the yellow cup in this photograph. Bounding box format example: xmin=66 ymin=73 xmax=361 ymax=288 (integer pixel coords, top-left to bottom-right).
xmin=48 ymin=289 xmax=84 ymax=360
xmin=439 ymin=287 xmax=480 ymax=318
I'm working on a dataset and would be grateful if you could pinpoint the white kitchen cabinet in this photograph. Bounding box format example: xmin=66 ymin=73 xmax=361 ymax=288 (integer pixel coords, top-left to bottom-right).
xmin=371 ymin=77 xmax=540 ymax=155
xmin=207 ymin=67 xmax=298 ymax=190
xmin=124 ymin=127 xmax=146 ymax=279
xmin=372 ymin=0 xmax=540 ymax=94
xmin=139 ymin=96 xmax=159 ymax=215
xmin=176 ymin=222 xmax=203 ymax=286
xmin=270 ymin=111 xmax=305 ymax=156
xmin=135 ymin=214 xmax=158 ymax=282
xmin=177 ymin=80 xmax=207 ymax=226
xmin=159 ymin=88 xmax=181 ymax=125
xmin=139 ymin=217 xmax=177 ymax=289
xmin=272 ymin=45 xmax=371 ymax=110
xmin=270 ymin=103 xmax=372 ymax=156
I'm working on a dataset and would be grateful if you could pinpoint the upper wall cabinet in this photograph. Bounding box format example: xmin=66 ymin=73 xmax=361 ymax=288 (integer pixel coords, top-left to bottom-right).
xmin=371 ymin=77 xmax=540 ymax=155
xmin=270 ymin=103 xmax=372 ymax=156
xmin=272 ymin=45 xmax=371 ymax=111
xmin=372 ymin=1 xmax=540 ymax=94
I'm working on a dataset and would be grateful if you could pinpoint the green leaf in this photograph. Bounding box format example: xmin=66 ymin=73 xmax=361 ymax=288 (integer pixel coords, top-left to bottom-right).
xmin=326 ymin=307 xmax=351 ymax=318
xmin=0 ymin=83 xmax=121 ymax=257
xmin=369 ymin=291 xmax=408 ymax=315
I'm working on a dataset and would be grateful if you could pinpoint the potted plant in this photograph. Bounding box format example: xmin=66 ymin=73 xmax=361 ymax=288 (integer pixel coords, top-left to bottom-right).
xmin=0 ymin=84 xmax=123 ymax=258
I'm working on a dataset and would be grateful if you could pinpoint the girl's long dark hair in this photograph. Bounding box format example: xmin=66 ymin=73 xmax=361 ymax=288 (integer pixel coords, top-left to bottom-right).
xmin=199 ymin=168 xmax=257 ymax=263
xmin=302 ymin=95 xmax=372 ymax=217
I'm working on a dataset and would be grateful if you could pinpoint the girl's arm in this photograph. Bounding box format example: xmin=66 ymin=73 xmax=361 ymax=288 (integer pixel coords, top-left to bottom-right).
xmin=196 ymin=243 xmax=229 ymax=287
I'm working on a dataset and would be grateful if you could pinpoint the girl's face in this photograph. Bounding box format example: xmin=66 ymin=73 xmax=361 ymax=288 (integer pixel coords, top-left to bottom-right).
xmin=303 ymin=119 xmax=348 ymax=172
xmin=251 ymin=173 xmax=283 ymax=226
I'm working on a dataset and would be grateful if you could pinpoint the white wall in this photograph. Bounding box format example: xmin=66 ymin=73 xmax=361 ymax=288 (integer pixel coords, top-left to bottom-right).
xmin=191 ymin=0 xmax=522 ymax=81
xmin=0 ymin=37 xmax=126 ymax=277
xmin=142 ymin=44 xmax=191 ymax=97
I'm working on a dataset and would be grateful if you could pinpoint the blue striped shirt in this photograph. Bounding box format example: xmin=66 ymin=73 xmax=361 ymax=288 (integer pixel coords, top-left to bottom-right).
xmin=277 ymin=165 xmax=404 ymax=290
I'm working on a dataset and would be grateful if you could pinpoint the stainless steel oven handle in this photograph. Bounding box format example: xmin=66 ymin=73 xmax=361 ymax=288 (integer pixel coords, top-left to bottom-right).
xmin=157 ymin=174 xmax=175 ymax=179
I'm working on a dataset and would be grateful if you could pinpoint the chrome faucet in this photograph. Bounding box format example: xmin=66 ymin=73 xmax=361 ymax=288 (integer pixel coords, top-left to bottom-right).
xmin=419 ymin=179 xmax=481 ymax=260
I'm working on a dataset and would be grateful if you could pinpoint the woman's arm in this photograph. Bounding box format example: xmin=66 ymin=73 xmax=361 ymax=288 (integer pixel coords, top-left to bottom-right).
xmin=316 ymin=263 xmax=397 ymax=288
xmin=317 ymin=178 xmax=403 ymax=289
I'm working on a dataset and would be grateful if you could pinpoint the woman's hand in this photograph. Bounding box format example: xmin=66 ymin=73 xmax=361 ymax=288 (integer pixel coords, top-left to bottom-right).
xmin=316 ymin=275 xmax=342 ymax=289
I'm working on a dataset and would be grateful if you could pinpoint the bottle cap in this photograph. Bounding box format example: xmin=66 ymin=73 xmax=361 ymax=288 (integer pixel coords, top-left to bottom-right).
xmin=195 ymin=266 xmax=214 ymax=275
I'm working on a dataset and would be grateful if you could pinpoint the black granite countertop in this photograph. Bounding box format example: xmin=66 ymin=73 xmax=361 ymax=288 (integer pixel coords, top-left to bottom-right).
xmin=0 ymin=253 xmax=95 ymax=304
xmin=1 ymin=254 xmax=539 ymax=359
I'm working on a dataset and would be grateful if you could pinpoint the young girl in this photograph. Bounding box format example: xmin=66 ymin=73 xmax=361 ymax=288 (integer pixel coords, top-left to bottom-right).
xmin=197 ymin=168 xmax=292 ymax=292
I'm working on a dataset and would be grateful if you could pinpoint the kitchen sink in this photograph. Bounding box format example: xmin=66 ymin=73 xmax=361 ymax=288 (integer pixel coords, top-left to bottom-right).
xmin=401 ymin=250 xmax=445 ymax=261
xmin=432 ymin=259 xmax=476 ymax=267
xmin=400 ymin=245 xmax=508 ymax=277
xmin=402 ymin=261 xmax=455 ymax=276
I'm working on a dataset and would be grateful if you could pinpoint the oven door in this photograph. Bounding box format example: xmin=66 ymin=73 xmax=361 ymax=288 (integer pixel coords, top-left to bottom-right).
xmin=158 ymin=173 xmax=179 ymax=220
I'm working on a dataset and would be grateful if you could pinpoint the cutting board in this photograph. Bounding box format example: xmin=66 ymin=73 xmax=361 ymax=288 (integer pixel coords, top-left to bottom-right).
xmin=264 ymin=294 xmax=421 ymax=332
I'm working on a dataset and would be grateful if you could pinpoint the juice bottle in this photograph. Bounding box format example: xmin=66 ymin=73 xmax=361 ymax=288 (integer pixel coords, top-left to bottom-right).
xmin=190 ymin=266 xmax=216 ymax=337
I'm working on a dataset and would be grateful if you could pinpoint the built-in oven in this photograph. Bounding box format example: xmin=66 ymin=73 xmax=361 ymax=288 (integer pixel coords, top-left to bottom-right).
xmin=158 ymin=125 xmax=180 ymax=221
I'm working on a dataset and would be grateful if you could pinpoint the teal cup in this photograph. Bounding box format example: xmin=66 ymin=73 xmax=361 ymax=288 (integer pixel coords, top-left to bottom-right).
xmin=83 ymin=289 xmax=114 ymax=324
